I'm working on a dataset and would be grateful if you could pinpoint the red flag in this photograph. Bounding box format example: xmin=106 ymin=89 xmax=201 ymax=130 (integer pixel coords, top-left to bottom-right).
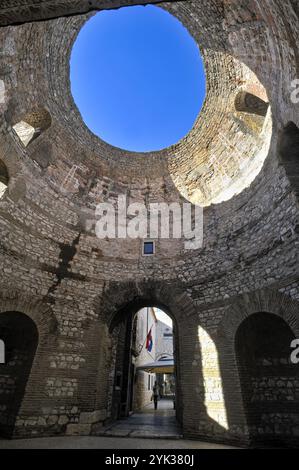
xmin=146 ymin=328 xmax=153 ymax=352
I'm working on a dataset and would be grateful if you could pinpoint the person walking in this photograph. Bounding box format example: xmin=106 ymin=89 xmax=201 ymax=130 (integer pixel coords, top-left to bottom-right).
xmin=152 ymin=381 xmax=159 ymax=410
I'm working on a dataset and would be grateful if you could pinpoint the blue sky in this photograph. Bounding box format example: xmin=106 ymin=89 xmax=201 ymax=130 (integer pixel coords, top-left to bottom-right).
xmin=70 ymin=5 xmax=206 ymax=152
xmin=155 ymin=309 xmax=173 ymax=328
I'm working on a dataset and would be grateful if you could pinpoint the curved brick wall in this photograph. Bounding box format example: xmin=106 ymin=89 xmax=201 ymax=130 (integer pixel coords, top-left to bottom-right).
xmin=0 ymin=0 xmax=298 ymax=445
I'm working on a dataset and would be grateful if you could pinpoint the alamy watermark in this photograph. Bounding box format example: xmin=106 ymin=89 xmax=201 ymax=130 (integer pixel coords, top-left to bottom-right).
xmin=0 ymin=339 xmax=4 ymax=364
xmin=291 ymin=79 xmax=299 ymax=104
xmin=94 ymin=196 xmax=203 ymax=250
xmin=291 ymin=339 xmax=299 ymax=364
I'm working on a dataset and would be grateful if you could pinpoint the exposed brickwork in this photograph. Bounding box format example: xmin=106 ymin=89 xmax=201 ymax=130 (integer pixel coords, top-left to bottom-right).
xmin=236 ymin=312 xmax=299 ymax=445
xmin=0 ymin=0 xmax=298 ymax=447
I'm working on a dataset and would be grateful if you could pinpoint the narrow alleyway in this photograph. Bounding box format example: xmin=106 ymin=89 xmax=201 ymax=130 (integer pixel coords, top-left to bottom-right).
xmin=99 ymin=398 xmax=181 ymax=439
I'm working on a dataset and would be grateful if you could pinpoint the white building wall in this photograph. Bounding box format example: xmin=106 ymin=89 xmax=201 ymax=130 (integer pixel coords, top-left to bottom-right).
xmin=155 ymin=320 xmax=173 ymax=360
xmin=133 ymin=307 xmax=157 ymax=410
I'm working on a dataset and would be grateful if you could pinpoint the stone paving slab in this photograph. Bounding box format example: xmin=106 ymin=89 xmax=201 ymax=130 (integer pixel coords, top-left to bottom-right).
xmin=0 ymin=436 xmax=239 ymax=449
xmin=97 ymin=400 xmax=182 ymax=439
xmin=129 ymin=430 xmax=182 ymax=439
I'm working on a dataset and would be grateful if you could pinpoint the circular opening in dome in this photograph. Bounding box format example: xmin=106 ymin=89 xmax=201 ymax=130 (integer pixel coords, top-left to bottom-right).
xmin=70 ymin=5 xmax=206 ymax=153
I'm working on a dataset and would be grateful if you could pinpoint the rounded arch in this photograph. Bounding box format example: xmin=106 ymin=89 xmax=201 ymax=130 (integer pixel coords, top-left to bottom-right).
xmin=216 ymin=289 xmax=299 ymax=445
xmin=235 ymin=312 xmax=299 ymax=446
xmin=21 ymin=108 xmax=51 ymax=131
xmin=93 ymin=280 xmax=196 ymax=426
xmin=235 ymin=311 xmax=297 ymax=358
xmin=0 ymin=287 xmax=58 ymax=340
xmin=94 ymin=280 xmax=197 ymax=333
xmin=217 ymin=289 xmax=299 ymax=343
xmin=156 ymin=353 xmax=173 ymax=360
xmin=0 ymin=311 xmax=39 ymax=437
xmin=235 ymin=91 xmax=269 ymax=117
xmin=38 ymin=1 xmax=275 ymax=207
xmin=0 ymin=290 xmax=58 ymax=437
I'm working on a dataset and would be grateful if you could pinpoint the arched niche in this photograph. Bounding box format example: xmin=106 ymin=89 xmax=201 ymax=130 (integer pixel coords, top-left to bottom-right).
xmin=235 ymin=91 xmax=269 ymax=117
xmin=0 ymin=311 xmax=38 ymax=438
xmin=235 ymin=312 xmax=299 ymax=446
xmin=12 ymin=108 xmax=51 ymax=147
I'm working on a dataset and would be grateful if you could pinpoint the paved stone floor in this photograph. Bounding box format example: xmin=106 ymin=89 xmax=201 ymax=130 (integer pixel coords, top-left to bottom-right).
xmin=0 ymin=436 xmax=237 ymax=449
xmin=0 ymin=400 xmax=238 ymax=449
xmin=98 ymin=398 xmax=181 ymax=439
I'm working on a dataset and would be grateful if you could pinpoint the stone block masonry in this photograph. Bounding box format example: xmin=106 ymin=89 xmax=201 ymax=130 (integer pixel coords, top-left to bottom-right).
xmin=0 ymin=0 xmax=298 ymax=447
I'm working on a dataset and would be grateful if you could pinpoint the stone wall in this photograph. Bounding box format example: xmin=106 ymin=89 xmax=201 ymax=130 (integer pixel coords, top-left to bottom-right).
xmin=236 ymin=312 xmax=299 ymax=445
xmin=0 ymin=312 xmax=38 ymax=437
xmin=0 ymin=0 xmax=298 ymax=446
xmin=133 ymin=371 xmax=154 ymax=411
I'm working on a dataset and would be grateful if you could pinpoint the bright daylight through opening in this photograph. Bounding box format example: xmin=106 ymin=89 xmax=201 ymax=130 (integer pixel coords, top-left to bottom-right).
xmin=70 ymin=5 xmax=206 ymax=152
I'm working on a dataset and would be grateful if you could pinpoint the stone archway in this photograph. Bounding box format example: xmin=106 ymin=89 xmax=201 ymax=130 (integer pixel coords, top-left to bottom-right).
xmin=93 ymin=280 xmax=196 ymax=428
xmin=235 ymin=311 xmax=299 ymax=446
xmin=96 ymin=280 xmax=196 ymax=332
xmin=0 ymin=0 xmax=179 ymax=26
xmin=0 ymin=288 xmax=58 ymax=437
xmin=217 ymin=289 xmax=299 ymax=445
xmin=0 ymin=287 xmax=58 ymax=339
xmin=91 ymin=280 xmax=231 ymax=441
xmin=0 ymin=312 xmax=38 ymax=438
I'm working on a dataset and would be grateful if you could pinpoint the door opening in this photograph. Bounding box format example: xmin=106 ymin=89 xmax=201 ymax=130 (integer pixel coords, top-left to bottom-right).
xmin=111 ymin=306 xmax=179 ymax=429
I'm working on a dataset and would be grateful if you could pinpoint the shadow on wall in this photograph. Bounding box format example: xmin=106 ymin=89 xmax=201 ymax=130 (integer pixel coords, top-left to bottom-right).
xmin=217 ymin=308 xmax=299 ymax=448
xmin=100 ymin=296 xmax=228 ymax=443
xmin=278 ymin=122 xmax=299 ymax=200
xmin=235 ymin=312 xmax=299 ymax=447
xmin=180 ymin=320 xmax=229 ymax=443
xmin=0 ymin=312 xmax=38 ymax=438
xmin=106 ymin=301 xmax=182 ymax=425
xmin=0 ymin=298 xmax=298 ymax=445
xmin=197 ymin=326 xmax=228 ymax=431
xmin=235 ymin=91 xmax=269 ymax=117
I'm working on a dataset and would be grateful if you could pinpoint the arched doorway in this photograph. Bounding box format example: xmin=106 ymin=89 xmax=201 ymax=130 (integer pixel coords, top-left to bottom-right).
xmin=235 ymin=312 xmax=299 ymax=446
xmin=132 ymin=308 xmax=175 ymax=414
xmin=0 ymin=312 xmax=38 ymax=438
xmin=109 ymin=303 xmax=181 ymax=437
xmin=278 ymin=121 xmax=299 ymax=202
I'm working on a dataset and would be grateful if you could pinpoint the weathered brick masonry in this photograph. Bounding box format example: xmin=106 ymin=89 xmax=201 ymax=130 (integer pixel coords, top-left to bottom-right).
xmin=0 ymin=0 xmax=298 ymax=446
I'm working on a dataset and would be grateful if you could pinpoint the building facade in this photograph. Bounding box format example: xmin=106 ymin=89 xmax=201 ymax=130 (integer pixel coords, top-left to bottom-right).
xmin=133 ymin=307 xmax=157 ymax=411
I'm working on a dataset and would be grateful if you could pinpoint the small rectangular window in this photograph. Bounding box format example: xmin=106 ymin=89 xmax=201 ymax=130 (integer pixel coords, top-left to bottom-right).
xmin=143 ymin=241 xmax=155 ymax=256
